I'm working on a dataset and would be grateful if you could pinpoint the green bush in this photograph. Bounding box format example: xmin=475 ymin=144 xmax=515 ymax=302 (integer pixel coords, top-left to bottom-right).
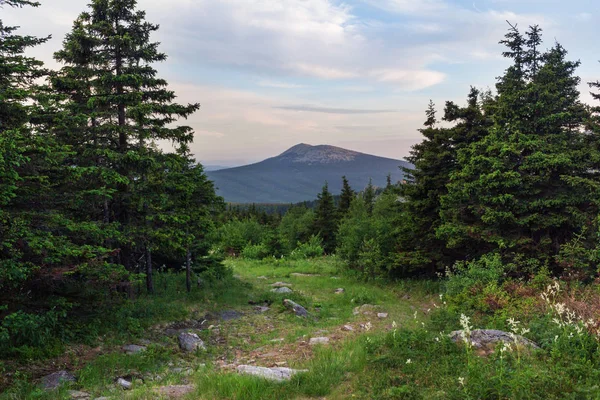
xmin=216 ymin=218 xmax=271 ymax=255
xmin=445 ymin=253 xmax=505 ymax=296
xmin=241 ymin=243 xmax=271 ymax=260
xmin=290 ymin=235 xmax=324 ymax=259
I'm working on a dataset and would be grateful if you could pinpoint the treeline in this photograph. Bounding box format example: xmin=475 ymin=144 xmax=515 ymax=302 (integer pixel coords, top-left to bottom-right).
xmin=231 ymin=25 xmax=600 ymax=282
xmin=0 ymin=0 xmax=222 ymax=354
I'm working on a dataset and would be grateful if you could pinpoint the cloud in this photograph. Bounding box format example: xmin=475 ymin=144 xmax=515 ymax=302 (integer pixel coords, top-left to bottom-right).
xmin=290 ymin=63 xmax=358 ymax=79
xmin=258 ymin=80 xmax=305 ymax=89
xmin=275 ymin=105 xmax=396 ymax=114
xmin=370 ymin=69 xmax=446 ymax=90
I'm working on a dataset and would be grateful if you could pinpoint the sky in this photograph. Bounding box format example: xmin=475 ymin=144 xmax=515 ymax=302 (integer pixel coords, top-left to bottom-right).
xmin=4 ymin=0 xmax=600 ymax=166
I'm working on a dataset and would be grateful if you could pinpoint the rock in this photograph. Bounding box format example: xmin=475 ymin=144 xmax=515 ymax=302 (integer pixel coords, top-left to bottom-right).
xmin=236 ymin=365 xmax=308 ymax=381
xmin=283 ymin=299 xmax=309 ymax=318
xmin=377 ymin=313 xmax=389 ymax=319
xmin=94 ymin=397 xmax=110 ymax=400
xmin=335 ymin=288 xmax=345 ymax=294
xmin=68 ymin=390 xmax=91 ymax=399
xmin=178 ymin=332 xmax=206 ymax=352
xmin=270 ymin=338 xmax=284 ymax=343
xmin=271 ymin=287 xmax=293 ymax=294
xmin=449 ymin=329 xmax=540 ymax=350
xmin=155 ymin=384 xmax=195 ymax=398
xmin=41 ymin=370 xmax=76 ymax=390
xmin=257 ymin=276 xmax=268 ymax=280
xmin=309 ymin=337 xmax=329 ymax=345
xmin=219 ymin=310 xmax=243 ymax=321
xmin=271 ymin=282 xmax=292 ymax=287
xmin=254 ymin=306 xmax=270 ymax=313
xmin=122 ymin=344 xmax=146 ymax=354
xmin=116 ymin=377 xmax=132 ymax=390
xmin=291 ymin=273 xmax=321 ymax=277
xmin=353 ymin=304 xmax=377 ymax=316
xmin=342 ymin=325 xmax=354 ymax=332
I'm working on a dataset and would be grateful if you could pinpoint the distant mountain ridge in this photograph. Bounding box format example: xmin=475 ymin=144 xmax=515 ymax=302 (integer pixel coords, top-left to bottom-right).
xmin=206 ymin=143 xmax=412 ymax=203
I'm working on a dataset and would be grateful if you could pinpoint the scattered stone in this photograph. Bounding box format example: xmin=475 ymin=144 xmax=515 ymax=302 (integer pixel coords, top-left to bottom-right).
xmin=283 ymin=299 xmax=309 ymax=318
xmin=291 ymin=273 xmax=321 ymax=277
xmin=271 ymin=282 xmax=292 ymax=287
xmin=271 ymin=287 xmax=293 ymax=294
xmin=402 ymin=294 xmax=411 ymax=300
xmin=342 ymin=325 xmax=354 ymax=332
xmin=139 ymin=339 xmax=152 ymax=345
xmin=274 ymin=361 xmax=287 ymax=367
xmin=178 ymin=332 xmax=206 ymax=352
xmin=122 ymin=344 xmax=146 ymax=354
xmin=68 ymin=390 xmax=90 ymax=399
xmin=236 ymin=365 xmax=308 ymax=381
xmin=155 ymin=385 xmax=195 ymax=398
xmin=41 ymin=370 xmax=76 ymax=390
xmin=449 ymin=329 xmax=540 ymax=350
xmin=116 ymin=378 xmax=132 ymax=390
xmin=309 ymin=337 xmax=330 ymax=345
xmin=377 ymin=313 xmax=389 ymax=319
xmin=335 ymin=288 xmax=345 ymax=294
xmin=219 ymin=310 xmax=243 ymax=321
xmin=94 ymin=397 xmax=110 ymax=400
xmin=353 ymin=304 xmax=378 ymax=316
xmin=257 ymin=276 xmax=268 ymax=280
xmin=270 ymin=338 xmax=284 ymax=343
xmin=254 ymin=306 xmax=270 ymax=313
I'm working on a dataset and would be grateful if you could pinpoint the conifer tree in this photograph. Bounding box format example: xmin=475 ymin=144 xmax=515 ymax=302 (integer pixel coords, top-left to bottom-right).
xmin=313 ymin=183 xmax=337 ymax=254
xmin=338 ymin=176 xmax=355 ymax=217
xmin=440 ymin=25 xmax=592 ymax=271
xmin=363 ymin=178 xmax=376 ymax=215
xmin=51 ymin=0 xmax=204 ymax=292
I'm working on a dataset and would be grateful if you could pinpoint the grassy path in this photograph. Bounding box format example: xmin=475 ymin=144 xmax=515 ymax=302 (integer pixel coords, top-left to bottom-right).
xmin=1 ymin=258 xmax=438 ymax=399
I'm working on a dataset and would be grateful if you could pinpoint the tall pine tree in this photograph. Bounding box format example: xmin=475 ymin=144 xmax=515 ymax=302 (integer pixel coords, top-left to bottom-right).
xmin=313 ymin=183 xmax=337 ymax=254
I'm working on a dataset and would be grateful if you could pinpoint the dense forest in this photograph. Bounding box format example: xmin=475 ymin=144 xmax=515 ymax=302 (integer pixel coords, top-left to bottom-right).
xmin=4 ymin=0 xmax=600 ymax=398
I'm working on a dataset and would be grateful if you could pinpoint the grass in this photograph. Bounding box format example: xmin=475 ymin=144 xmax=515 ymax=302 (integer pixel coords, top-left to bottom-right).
xmin=5 ymin=256 xmax=600 ymax=399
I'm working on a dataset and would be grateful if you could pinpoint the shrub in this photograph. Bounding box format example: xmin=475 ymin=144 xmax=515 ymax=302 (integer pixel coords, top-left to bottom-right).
xmin=241 ymin=243 xmax=271 ymax=260
xmin=290 ymin=235 xmax=324 ymax=259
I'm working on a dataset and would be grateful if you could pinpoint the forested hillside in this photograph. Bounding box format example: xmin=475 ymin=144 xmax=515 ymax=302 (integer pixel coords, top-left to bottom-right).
xmin=4 ymin=1 xmax=600 ymax=399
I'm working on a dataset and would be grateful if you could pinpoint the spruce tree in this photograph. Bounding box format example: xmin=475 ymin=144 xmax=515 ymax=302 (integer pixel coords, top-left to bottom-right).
xmin=363 ymin=178 xmax=376 ymax=215
xmin=338 ymin=176 xmax=355 ymax=217
xmin=313 ymin=183 xmax=337 ymax=254
xmin=51 ymin=0 xmax=203 ymax=292
xmin=440 ymin=25 xmax=591 ymax=272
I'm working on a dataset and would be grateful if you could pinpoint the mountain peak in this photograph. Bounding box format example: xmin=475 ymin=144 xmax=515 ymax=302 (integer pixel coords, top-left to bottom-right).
xmin=279 ymin=143 xmax=360 ymax=164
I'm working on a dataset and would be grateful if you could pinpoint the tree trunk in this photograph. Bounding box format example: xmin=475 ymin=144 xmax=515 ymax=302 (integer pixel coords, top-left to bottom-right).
xmin=146 ymin=246 xmax=154 ymax=294
xmin=186 ymin=247 xmax=192 ymax=293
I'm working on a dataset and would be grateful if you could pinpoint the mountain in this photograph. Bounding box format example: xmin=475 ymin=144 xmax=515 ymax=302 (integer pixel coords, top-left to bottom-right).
xmin=206 ymin=143 xmax=412 ymax=203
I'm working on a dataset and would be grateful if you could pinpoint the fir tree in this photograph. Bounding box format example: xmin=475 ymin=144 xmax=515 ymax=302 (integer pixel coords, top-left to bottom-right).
xmin=338 ymin=176 xmax=355 ymax=217
xmin=363 ymin=178 xmax=376 ymax=215
xmin=440 ymin=25 xmax=592 ymax=272
xmin=51 ymin=0 xmax=204 ymax=292
xmin=313 ymin=183 xmax=337 ymax=254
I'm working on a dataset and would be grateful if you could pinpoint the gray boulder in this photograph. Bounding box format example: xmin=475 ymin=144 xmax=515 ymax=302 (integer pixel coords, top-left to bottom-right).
xmin=309 ymin=337 xmax=329 ymax=345
xmin=116 ymin=377 xmax=132 ymax=390
xmin=449 ymin=329 xmax=539 ymax=350
xmin=283 ymin=299 xmax=309 ymax=317
xmin=236 ymin=365 xmax=308 ymax=381
xmin=271 ymin=282 xmax=292 ymax=288
xmin=122 ymin=344 xmax=146 ymax=354
xmin=178 ymin=332 xmax=206 ymax=352
xmin=42 ymin=370 xmax=76 ymax=390
xmin=271 ymin=287 xmax=293 ymax=294
xmin=68 ymin=390 xmax=90 ymax=399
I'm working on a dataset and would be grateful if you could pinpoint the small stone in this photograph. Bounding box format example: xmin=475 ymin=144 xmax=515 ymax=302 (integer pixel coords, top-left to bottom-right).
xmin=237 ymin=365 xmax=308 ymax=381
xmin=257 ymin=276 xmax=268 ymax=280
xmin=335 ymin=288 xmax=345 ymax=294
xmin=178 ymin=332 xmax=206 ymax=352
xmin=254 ymin=306 xmax=270 ymax=313
xmin=309 ymin=337 xmax=329 ymax=345
xmin=94 ymin=397 xmax=110 ymax=400
xmin=353 ymin=304 xmax=377 ymax=316
xmin=271 ymin=282 xmax=292 ymax=287
xmin=122 ymin=344 xmax=146 ymax=354
xmin=449 ymin=329 xmax=539 ymax=350
xmin=342 ymin=325 xmax=354 ymax=331
xmin=41 ymin=370 xmax=76 ymax=390
xmin=377 ymin=313 xmax=389 ymax=319
xmin=68 ymin=390 xmax=90 ymax=399
xmin=270 ymin=338 xmax=284 ymax=343
xmin=283 ymin=299 xmax=309 ymax=318
xmin=155 ymin=384 xmax=195 ymax=398
xmin=290 ymin=273 xmax=321 ymax=277
xmin=271 ymin=287 xmax=293 ymax=294
xmin=219 ymin=310 xmax=243 ymax=321
xmin=117 ymin=378 xmax=132 ymax=390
